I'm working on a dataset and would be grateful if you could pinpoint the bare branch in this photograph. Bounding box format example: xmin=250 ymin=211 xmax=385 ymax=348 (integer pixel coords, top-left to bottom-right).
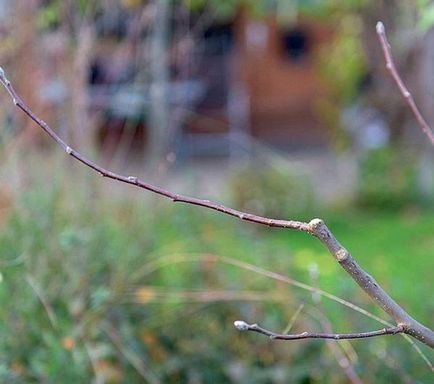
xmin=234 ymin=320 xmax=405 ymax=341
xmin=376 ymin=21 xmax=434 ymax=146
xmin=0 ymin=65 xmax=433 ymax=349
xmin=0 ymin=69 xmax=308 ymax=232
xmin=308 ymin=218 xmax=434 ymax=348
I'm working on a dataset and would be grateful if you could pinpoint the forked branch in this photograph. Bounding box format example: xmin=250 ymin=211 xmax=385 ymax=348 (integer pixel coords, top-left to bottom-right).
xmin=0 ymin=22 xmax=433 ymax=350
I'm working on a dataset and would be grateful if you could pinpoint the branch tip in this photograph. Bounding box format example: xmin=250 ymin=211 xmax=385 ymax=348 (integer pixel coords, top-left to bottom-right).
xmin=234 ymin=320 xmax=249 ymax=331
xmin=0 ymin=67 xmax=10 ymax=86
xmin=376 ymin=21 xmax=385 ymax=35
xmin=376 ymin=20 xmax=434 ymax=148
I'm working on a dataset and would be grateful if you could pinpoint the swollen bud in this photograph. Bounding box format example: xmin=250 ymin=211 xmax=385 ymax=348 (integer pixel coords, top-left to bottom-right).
xmin=376 ymin=21 xmax=385 ymax=34
xmin=234 ymin=320 xmax=249 ymax=331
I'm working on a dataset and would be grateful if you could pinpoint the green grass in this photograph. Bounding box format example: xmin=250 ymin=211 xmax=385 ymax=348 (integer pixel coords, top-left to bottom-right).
xmin=272 ymin=209 xmax=434 ymax=323
xmin=0 ymin=178 xmax=433 ymax=383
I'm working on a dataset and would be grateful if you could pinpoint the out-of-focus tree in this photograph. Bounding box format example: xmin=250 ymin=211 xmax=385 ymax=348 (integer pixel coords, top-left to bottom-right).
xmin=12 ymin=0 xmax=434 ymax=161
xmin=37 ymin=1 xmax=104 ymax=149
xmin=12 ymin=0 xmax=42 ymax=143
xmin=273 ymin=0 xmax=434 ymax=149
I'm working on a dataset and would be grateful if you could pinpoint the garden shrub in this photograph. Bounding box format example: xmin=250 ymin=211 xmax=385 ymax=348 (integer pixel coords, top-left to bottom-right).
xmin=357 ymin=147 xmax=418 ymax=210
xmin=228 ymin=164 xmax=315 ymax=219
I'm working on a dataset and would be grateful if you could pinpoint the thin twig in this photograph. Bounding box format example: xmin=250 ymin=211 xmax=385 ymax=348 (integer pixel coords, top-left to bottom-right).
xmin=0 ymin=63 xmax=433 ymax=350
xmin=233 ymin=321 xmax=405 ymax=341
xmin=0 ymin=69 xmax=308 ymax=231
xmin=134 ymin=252 xmax=393 ymax=326
xmin=136 ymin=252 xmax=434 ymax=370
xmin=376 ymin=21 xmax=434 ymax=146
xmin=309 ymin=308 xmax=362 ymax=384
xmin=282 ymin=303 xmax=304 ymax=334
xmin=308 ymin=267 xmax=362 ymax=384
xmin=133 ymin=287 xmax=288 ymax=303
xmin=25 ymin=274 xmax=58 ymax=329
xmin=103 ymin=323 xmax=161 ymax=384
xmin=82 ymin=340 xmax=105 ymax=384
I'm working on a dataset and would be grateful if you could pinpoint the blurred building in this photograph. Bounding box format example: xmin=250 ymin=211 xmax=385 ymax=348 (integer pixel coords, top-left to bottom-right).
xmin=180 ymin=12 xmax=333 ymax=158
xmin=3 ymin=3 xmax=334 ymax=160
xmin=237 ymin=13 xmax=332 ymax=151
xmin=94 ymin=11 xmax=333 ymax=159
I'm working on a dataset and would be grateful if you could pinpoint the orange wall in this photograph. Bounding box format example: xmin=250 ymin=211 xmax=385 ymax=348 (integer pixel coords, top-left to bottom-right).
xmin=235 ymin=14 xmax=333 ymax=145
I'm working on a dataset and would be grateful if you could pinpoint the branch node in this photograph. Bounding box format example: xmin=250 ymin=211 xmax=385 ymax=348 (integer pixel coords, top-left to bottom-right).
xmin=309 ymin=218 xmax=324 ymax=229
xmin=336 ymin=249 xmax=349 ymax=262
xmin=128 ymin=176 xmax=138 ymax=184
xmin=65 ymin=146 xmax=73 ymax=155
xmin=397 ymin=323 xmax=408 ymax=332
xmin=308 ymin=218 xmax=328 ymax=238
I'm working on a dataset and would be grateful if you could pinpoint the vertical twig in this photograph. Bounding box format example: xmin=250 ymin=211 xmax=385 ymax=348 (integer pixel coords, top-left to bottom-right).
xmin=376 ymin=21 xmax=434 ymax=146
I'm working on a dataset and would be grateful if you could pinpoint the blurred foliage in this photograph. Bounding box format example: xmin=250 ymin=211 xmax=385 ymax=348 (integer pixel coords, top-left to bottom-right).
xmin=418 ymin=0 xmax=434 ymax=31
xmin=187 ymin=0 xmax=369 ymax=19
xmin=228 ymin=164 xmax=315 ymax=219
xmin=315 ymin=12 xmax=367 ymax=151
xmin=0 ymin=183 xmax=320 ymax=382
xmin=0 ymin=166 xmax=432 ymax=382
xmin=356 ymin=147 xmax=419 ymax=210
xmin=36 ymin=0 xmax=374 ymax=30
xmin=38 ymin=0 xmax=102 ymax=30
xmin=318 ymin=15 xmax=366 ymax=104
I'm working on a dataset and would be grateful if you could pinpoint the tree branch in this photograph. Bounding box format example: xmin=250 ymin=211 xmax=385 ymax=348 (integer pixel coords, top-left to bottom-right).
xmin=308 ymin=218 xmax=434 ymax=348
xmin=0 ymin=51 xmax=433 ymax=350
xmin=233 ymin=321 xmax=405 ymax=341
xmin=0 ymin=69 xmax=308 ymax=232
xmin=376 ymin=21 xmax=434 ymax=146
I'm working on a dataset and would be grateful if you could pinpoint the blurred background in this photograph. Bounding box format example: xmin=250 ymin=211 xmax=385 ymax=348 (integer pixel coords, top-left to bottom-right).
xmin=0 ymin=0 xmax=433 ymax=382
